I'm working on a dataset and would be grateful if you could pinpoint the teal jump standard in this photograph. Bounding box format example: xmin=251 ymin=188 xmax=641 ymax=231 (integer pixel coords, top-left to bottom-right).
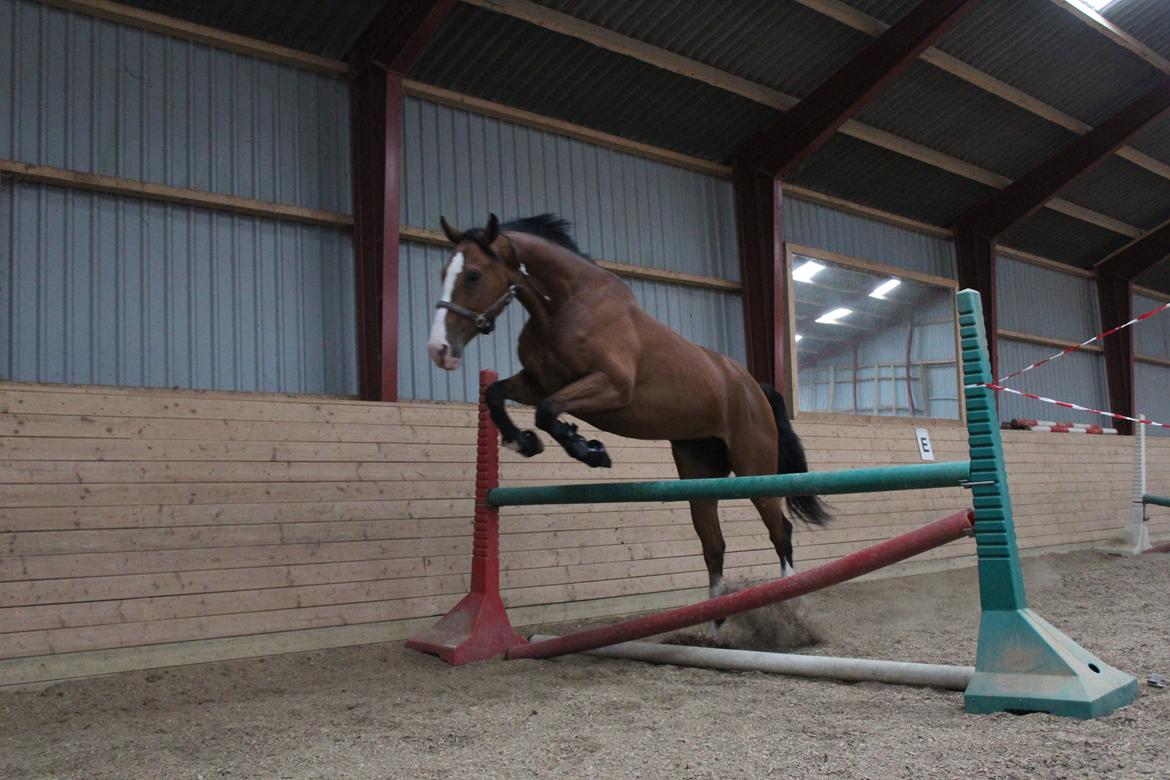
xmin=1143 ymin=494 xmax=1170 ymax=509
xmin=488 ymin=461 xmax=971 ymax=507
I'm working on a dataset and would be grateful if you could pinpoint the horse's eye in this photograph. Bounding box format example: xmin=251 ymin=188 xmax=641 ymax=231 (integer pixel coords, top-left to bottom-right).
xmin=464 ymin=269 xmax=482 ymax=284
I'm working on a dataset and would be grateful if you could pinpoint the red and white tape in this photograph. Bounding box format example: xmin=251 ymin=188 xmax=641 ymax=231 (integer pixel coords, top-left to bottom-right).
xmin=996 ymin=299 xmax=1170 ymax=385
xmin=972 ymin=382 xmax=1170 ymax=430
xmin=1005 ymin=418 xmax=1117 ymax=434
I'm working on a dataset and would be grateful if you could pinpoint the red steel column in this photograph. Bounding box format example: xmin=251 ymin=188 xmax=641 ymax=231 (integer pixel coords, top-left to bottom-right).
xmin=347 ymin=0 xmax=456 ymax=401
xmin=349 ymin=67 xmax=399 ymax=401
xmin=1096 ymin=274 xmax=1135 ymax=436
xmin=954 ymin=225 xmax=998 ymax=377
xmin=733 ymin=163 xmax=787 ymax=392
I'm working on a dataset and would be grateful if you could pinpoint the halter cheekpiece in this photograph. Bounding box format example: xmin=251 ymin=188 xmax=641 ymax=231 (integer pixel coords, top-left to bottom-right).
xmin=435 ymin=285 xmax=518 ymax=335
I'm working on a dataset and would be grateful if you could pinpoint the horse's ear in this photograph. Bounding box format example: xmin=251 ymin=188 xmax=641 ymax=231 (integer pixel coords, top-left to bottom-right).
xmin=439 ymin=216 xmax=462 ymax=245
xmin=485 ymin=213 xmax=500 ymax=244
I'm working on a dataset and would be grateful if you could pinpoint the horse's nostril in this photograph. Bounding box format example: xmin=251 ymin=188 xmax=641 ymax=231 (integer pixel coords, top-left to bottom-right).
xmin=438 ymin=345 xmax=448 ymax=359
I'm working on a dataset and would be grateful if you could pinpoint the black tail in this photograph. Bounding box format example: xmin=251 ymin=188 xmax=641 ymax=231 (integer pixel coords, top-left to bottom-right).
xmin=760 ymin=383 xmax=830 ymax=526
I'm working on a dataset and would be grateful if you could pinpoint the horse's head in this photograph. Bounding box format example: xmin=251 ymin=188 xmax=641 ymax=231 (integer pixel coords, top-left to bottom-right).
xmin=427 ymin=214 xmax=517 ymax=371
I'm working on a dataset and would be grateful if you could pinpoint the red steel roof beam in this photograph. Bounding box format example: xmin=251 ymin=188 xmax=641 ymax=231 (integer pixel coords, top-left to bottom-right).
xmin=738 ymin=0 xmax=981 ymax=178
xmin=1094 ymin=216 xmax=1170 ymax=280
xmin=957 ymin=79 xmax=1170 ymax=240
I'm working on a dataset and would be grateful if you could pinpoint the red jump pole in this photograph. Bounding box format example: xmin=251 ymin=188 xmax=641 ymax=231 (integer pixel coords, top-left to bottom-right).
xmin=406 ymin=370 xmax=527 ymax=664
xmin=507 ymin=509 xmax=974 ymax=661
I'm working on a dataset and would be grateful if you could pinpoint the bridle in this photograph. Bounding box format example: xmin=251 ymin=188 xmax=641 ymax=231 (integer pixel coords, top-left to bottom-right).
xmin=434 ymin=234 xmax=549 ymax=335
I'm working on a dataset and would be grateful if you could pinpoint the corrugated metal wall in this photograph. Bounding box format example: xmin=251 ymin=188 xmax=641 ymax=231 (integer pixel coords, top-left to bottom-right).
xmin=996 ymin=256 xmax=1107 ymax=424
xmin=1 ymin=180 xmax=357 ymax=393
xmin=1135 ymin=362 xmax=1170 ymax=437
xmin=995 ymin=341 xmax=1109 ymax=424
xmin=400 ymin=97 xmax=739 ymax=280
xmin=0 ymin=0 xmax=356 ymax=394
xmin=784 ymin=197 xmax=957 ymax=279
xmin=1134 ymin=292 xmax=1170 ymax=436
xmin=998 ymin=256 xmax=1101 ymax=341
xmin=1134 ymin=293 xmax=1170 ymax=358
xmin=0 ymin=0 xmax=351 ymax=212
xmin=397 ymin=95 xmax=744 ymax=401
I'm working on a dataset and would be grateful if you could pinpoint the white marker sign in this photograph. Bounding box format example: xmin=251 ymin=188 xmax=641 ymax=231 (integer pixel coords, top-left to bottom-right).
xmin=915 ymin=427 xmax=935 ymax=461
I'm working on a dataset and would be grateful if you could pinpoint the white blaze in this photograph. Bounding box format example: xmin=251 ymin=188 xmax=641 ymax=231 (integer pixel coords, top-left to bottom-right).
xmin=428 ymin=252 xmax=464 ymax=368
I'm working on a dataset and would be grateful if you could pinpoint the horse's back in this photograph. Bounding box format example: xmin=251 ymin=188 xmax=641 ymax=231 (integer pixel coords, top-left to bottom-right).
xmin=574 ymin=306 xmax=774 ymax=445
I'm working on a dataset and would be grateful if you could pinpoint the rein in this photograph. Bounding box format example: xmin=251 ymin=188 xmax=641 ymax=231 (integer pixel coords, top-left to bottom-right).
xmin=434 ymin=234 xmax=549 ymax=335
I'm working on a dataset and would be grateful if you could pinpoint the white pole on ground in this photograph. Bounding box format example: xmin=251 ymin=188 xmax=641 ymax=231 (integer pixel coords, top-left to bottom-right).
xmin=528 ymin=635 xmax=974 ymax=691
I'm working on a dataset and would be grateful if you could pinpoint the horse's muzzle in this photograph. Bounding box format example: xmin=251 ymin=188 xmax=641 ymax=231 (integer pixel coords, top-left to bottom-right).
xmin=427 ymin=340 xmax=461 ymax=371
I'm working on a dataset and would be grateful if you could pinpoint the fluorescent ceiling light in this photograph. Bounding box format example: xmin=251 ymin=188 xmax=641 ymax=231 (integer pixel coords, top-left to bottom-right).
xmin=794 ymin=334 xmax=803 ymax=343
xmin=792 ymin=260 xmax=825 ymax=283
xmin=1081 ymin=0 xmax=1118 ymax=10
xmin=869 ymin=279 xmax=901 ymax=299
xmin=815 ymin=308 xmax=852 ymax=324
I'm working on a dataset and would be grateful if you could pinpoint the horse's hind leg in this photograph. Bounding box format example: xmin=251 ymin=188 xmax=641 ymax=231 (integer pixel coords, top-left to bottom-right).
xmin=671 ymin=439 xmax=731 ymax=636
xmin=729 ymin=437 xmax=796 ymax=578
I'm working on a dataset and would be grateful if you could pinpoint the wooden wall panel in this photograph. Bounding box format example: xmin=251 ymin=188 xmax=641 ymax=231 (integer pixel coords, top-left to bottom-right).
xmin=0 ymin=382 xmax=1141 ymax=686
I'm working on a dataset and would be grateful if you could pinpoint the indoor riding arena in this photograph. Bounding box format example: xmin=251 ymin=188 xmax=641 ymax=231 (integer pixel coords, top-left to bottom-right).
xmin=4 ymin=0 xmax=1170 ymax=777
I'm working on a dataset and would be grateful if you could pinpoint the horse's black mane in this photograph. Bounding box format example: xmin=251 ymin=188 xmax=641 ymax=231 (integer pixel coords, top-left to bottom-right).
xmin=465 ymin=213 xmax=591 ymax=261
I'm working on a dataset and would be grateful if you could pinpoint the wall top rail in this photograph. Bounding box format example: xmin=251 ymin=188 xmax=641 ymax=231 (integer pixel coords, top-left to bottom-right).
xmin=487 ymin=460 xmax=972 ymax=507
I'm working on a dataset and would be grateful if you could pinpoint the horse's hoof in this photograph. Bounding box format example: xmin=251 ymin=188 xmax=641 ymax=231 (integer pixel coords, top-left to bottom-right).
xmin=516 ymin=429 xmax=544 ymax=457
xmin=581 ymin=440 xmax=611 ymax=468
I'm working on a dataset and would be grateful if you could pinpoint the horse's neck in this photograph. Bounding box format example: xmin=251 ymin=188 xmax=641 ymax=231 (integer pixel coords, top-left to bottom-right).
xmin=511 ymin=235 xmax=603 ymax=321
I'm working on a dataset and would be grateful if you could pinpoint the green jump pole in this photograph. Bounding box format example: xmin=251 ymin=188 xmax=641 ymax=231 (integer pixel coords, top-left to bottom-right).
xmin=1143 ymin=494 xmax=1170 ymax=509
xmin=958 ymin=288 xmax=1137 ymax=719
xmin=488 ymin=461 xmax=971 ymax=507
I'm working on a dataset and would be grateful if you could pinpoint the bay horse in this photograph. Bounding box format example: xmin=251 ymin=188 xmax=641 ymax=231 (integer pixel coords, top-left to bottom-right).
xmin=427 ymin=214 xmax=829 ymax=622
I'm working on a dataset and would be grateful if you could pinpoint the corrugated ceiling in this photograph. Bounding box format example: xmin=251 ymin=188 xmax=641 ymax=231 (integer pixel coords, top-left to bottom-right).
xmin=999 ymin=209 xmax=1132 ymax=269
xmin=787 ymin=133 xmax=997 ymax=226
xmin=1105 ymin=0 xmax=1170 ymax=62
xmin=116 ymin=0 xmax=384 ymax=58
xmin=1132 ymin=115 xmax=1170 ymax=164
xmin=933 ymin=0 xmax=1165 ymax=126
xmin=408 ymin=4 xmax=779 ymax=161
xmin=854 ymin=60 xmax=1079 ymax=179
xmin=1059 ymin=156 xmax=1170 ymax=231
xmin=536 ymin=0 xmax=875 ymax=99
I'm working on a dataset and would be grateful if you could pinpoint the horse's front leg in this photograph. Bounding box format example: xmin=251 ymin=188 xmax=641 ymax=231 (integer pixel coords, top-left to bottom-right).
xmin=535 ymin=370 xmax=634 ymax=468
xmin=485 ymin=370 xmax=544 ymax=457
